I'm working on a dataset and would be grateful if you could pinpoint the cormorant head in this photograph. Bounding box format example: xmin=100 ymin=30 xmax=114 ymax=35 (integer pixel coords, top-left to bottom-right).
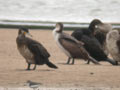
xmin=18 ymin=27 xmax=32 ymax=37
xmin=54 ymin=22 xmax=63 ymax=33
xmin=89 ymin=19 xmax=102 ymax=33
xmin=91 ymin=19 xmax=102 ymax=25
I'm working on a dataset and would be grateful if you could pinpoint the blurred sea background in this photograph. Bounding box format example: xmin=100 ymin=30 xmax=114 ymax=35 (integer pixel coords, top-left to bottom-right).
xmin=0 ymin=0 xmax=120 ymax=28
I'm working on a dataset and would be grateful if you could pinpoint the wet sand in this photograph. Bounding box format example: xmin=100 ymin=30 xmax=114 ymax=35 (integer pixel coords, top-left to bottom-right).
xmin=0 ymin=29 xmax=120 ymax=89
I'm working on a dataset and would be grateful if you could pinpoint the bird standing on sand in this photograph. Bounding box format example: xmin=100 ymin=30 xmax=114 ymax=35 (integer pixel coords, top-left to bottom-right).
xmin=106 ymin=29 xmax=120 ymax=65
xmin=16 ymin=28 xmax=58 ymax=70
xmin=72 ymin=29 xmax=117 ymax=65
xmin=91 ymin=19 xmax=112 ymax=55
xmin=71 ymin=19 xmax=116 ymax=65
xmin=53 ymin=22 xmax=100 ymax=65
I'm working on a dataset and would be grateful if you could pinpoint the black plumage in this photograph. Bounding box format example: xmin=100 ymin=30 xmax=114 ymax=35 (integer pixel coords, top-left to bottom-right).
xmin=16 ymin=28 xmax=58 ymax=70
xmin=76 ymin=19 xmax=112 ymax=52
xmin=71 ymin=20 xmax=117 ymax=65
xmin=92 ymin=19 xmax=112 ymax=55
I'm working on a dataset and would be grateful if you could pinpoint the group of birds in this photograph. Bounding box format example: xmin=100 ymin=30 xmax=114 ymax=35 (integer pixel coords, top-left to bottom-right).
xmin=16 ymin=19 xmax=120 ymax=70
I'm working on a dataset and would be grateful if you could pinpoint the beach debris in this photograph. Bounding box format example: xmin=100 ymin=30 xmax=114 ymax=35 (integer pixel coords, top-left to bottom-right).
xmin=25 ymin=80 xmax=42 ymax=89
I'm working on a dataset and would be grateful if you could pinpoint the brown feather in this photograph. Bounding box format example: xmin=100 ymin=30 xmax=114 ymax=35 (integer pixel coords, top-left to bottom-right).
xmin=59 ymin=38 xmax=89 ymax=60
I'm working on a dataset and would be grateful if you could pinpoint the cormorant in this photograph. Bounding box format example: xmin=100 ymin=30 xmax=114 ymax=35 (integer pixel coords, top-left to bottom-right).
xmin=93 ymin=19 xmax=112 ymax=55
xmin=53 ymin=22 xmax=100 ymax=65
xmin=106 ymin=29 xmax=120 ymax=65
xmin=71 ymin=20 xmax=117 ymax=65
xmin=16 ymin=28 xmax=58 ymax=70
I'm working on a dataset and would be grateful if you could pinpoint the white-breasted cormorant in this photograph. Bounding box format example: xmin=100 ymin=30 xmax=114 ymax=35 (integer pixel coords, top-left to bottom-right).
xmin=53 ymin=22 xmax=100 ymax=65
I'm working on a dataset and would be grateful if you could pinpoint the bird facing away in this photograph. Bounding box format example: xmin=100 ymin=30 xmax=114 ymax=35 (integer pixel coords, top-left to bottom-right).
xmin=53 ymin=22 xmax=100 ymax=65
xmin=106 ymin=29 xmax=120 ymax=65
xmin=71 ymin=20 xmax=117 ymax=65
xmin=16 ymin=28 xmax=58 ymax=70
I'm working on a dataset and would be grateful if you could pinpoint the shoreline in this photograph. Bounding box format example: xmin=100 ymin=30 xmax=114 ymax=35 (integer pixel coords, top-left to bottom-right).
xmin=0 ymin=20 xmax=120 ymax=30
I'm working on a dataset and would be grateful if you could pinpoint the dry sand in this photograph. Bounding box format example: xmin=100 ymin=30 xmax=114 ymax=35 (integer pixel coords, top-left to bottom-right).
xmin=0 ymin=29 xmax=120 ymax=89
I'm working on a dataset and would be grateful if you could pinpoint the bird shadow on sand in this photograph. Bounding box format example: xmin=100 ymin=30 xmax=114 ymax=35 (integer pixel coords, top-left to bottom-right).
xmin=57 ymin=62 xmax=74 ymax=65
xmin=35 ymin=69 xmax=55 ymax=72
xmin=57 ymin=62 xmax=92 ymax=65
xmin=15 ymin=69 xmax=55 ymax=72
xmin=57 ymin=62 xmax=103 ymax=66
xmin=100 ymin=64 xmax=120 ymax=66
xmin=15 ymin=69 xmax=30 ymax=71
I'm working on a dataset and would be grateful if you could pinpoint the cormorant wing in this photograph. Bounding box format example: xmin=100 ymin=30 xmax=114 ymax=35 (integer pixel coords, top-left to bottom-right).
xmin=26 ymin=38 xmax=50 ymax=58
xmin=94 ymin=32 xmax=106 ymax=45
xmin=81 ymin=35 xmax=107 ymax=60
xmin=59 ymin=36 xmax=87 ymax=58
xmin=71 ymin=29 xmax=83 ymax=40
xmin=62 ymin=33 xmax=84 ymax=45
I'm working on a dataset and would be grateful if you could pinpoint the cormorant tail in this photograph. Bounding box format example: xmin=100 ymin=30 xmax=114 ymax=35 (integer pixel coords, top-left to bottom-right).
xmin=46 ymin=61 xmax=58 ymax=69
xmin=106 ymin=58 xmax=118 ymax=65
xmin=88 ymin=56 xmax=100 ymax=65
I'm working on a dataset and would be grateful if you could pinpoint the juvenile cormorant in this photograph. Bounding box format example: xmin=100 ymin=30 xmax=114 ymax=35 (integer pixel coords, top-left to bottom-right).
xmin=106 ymin=29 xmax=120 ymax=65
xmin=16 ymin=28 xmax=58 ymax=70
xmin=53 ymin=22 xmax=100 ymax=65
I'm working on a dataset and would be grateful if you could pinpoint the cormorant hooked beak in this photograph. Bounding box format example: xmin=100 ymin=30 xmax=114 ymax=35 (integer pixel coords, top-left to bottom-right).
xmin=24 ymin=31 xmax=32 ymax=37
xmin=19 ymin=27 xmax=32 ymax=37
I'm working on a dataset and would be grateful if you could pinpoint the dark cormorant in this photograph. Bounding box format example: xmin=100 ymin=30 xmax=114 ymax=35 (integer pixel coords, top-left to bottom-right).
xmin=93 ymin=19 xmax=112 ymax=55
xmin=16 ymin=28 xmax=58 ymax=70
xmin=53 ymin=22 xmax=100 ymax=65
xmin=71 ymin=20 xmax=117 ymax=65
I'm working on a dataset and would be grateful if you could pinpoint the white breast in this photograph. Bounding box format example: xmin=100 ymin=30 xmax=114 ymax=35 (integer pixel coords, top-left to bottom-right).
xmin=18 ymin=45 xmax=35 ymax=64
xmin=52 ymin=30 xmax=71 ymax=57
xmin=106 ymin=36 xmax=120 ymax=62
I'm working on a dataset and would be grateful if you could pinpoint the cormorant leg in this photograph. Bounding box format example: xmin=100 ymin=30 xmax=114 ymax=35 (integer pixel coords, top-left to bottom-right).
xmin=86 ymin=60 xmax=90 ymax=64
xmin=33 ymin=64 xmax=37 ymax=70
xmin=26 ymin=63 xmax=31 ymax=70
xmin=71 ymin=58 xmax=75 ymax=64
xmin=67 ymin=57 xmax=71 ymax=64
xmin=116 ymin=61 xmax=119 ymax=65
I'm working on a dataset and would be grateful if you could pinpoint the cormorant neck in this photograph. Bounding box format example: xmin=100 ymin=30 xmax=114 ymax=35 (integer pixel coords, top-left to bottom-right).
xmin=54 ymin=26 xmax=63 ymax=33
xmin=18 ymin=33 xmax=26 ymax=38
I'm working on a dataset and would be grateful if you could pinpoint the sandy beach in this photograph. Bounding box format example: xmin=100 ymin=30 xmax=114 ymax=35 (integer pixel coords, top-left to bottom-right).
xmin=0 ymin=28 xmax=120 ymax=89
